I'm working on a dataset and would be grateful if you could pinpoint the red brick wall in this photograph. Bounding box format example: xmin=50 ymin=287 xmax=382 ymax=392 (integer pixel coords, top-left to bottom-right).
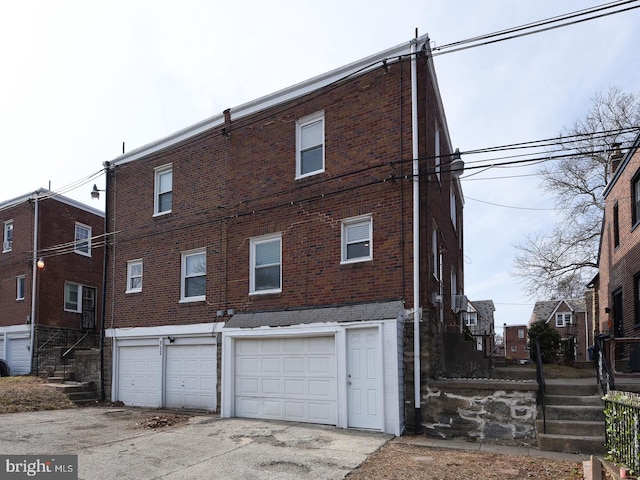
xmin=504 ymin=325 xmax=529 ymax=362
xmin=106 ymin=54 xmax=464 ymax=332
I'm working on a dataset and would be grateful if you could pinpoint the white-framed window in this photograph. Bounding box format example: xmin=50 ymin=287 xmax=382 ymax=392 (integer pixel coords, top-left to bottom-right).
xmin=181 ymin=249 xmax=206 ymax=302
xmin=154 ymin=164 xmax=173 ymax=216
xmin=74 ymin=222 xmax=91 ymax=256
xmin=126 ymin=259 xmax=143 ymax=293
xmin=341 ymin=215 xmax=372 ymax=263
xmin=3 ymin=220 xmax=13 ymax=252
xmin=450 ymin=189 xmax=457 ymax=229
xmin=64 ymin=282 xmax=81 ymax=312
xmin=511 ymin=345 xmax=518 ymax=353
xmin=432 ymin=225 xmax=438 ymax=279
xmin=296 ymin=111 xmax=324 ymax=178
xmin=465 ymin=312 xmax=477 ymax=326
xmin=16 ymin=275 xmax=25 ymax=300
xmin=250 ymin=233 xmax=282 ymax=294
xmin=518 ymin=328 xmax=525 ymax=339
xmin=556 ymin=313 xmax=572 ymax=327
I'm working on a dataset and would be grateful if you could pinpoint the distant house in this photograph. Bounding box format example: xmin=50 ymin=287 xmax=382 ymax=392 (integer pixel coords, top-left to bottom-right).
xmin=101 ymin=35 xmax=465 ymax=435
xmin=465 ymin=300 xmax=495 ymax=354
xmin=530 ymin=299 xmax=592 ymax=363
xmin=504 ymin=324 xmax=528 ymax=363
xmin=0 ymin=190 xmax=104 ymax=376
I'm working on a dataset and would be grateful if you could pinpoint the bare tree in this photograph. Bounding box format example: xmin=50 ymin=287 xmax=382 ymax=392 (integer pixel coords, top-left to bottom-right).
xmin=514 ymin=87 xmax=640 ymax=299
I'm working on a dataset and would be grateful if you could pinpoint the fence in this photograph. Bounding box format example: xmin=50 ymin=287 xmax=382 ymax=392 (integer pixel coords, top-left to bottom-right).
xmin=604 ymin=390 xmax=640 ymax=473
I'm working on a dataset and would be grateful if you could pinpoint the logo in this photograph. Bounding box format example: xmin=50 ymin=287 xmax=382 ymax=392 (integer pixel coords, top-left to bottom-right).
xmin=0 ymin=456 xmax=77 ymax=479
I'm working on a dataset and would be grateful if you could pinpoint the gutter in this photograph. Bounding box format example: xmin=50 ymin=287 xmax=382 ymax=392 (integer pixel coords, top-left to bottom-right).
xmin=29 ymin=193 xmax=39 ymax=373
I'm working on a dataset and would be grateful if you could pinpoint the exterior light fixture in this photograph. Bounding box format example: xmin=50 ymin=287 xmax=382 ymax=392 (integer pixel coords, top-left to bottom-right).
xmin=91 ymin=184 xmax=104 ymax=200
xmin=450 ymin=148 xmax=464 ymax=178
xmin=36 ymin=257 xmax=45 ymax=269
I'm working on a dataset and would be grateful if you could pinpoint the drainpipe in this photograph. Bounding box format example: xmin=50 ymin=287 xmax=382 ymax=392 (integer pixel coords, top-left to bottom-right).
xmin=410 ymin=37 xmax=422 ymax=432
xmin=29 ymin=193 xmax=40 ymax=373
xmin=99 ymin=161 xmax=112 ymax=401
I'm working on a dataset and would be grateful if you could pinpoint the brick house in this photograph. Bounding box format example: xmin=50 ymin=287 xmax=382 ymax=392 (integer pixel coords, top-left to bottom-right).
xmin=504 ymin=324 xmax=529 ymax=363
xmin=464 ymin=300 xmax=495 ymax=354
xmin=103 ymin=35 xmax=464 ymax=435
xmin=0 ymin=190 xmax=104 ymax=376
xmin=530 ymin=299 xmax=592 ymax=363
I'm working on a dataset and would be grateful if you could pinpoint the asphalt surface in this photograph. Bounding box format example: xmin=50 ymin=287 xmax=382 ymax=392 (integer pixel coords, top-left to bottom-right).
xmin=0 ymin=407 xmax=392 ymax=479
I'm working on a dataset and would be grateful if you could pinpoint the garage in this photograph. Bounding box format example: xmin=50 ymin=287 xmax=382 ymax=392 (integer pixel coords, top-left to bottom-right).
xmin=6 ymin=336 xmax=31 ymax=375
xmin=234 ymin=336 xmax=337 ymax=424
xmin=165 ymin=344 xmax=216 ymax=410
xmin=117 ymin=345 xmax=161 ymax=407
xmin=114 ymin=335 xmax=217 ymax=411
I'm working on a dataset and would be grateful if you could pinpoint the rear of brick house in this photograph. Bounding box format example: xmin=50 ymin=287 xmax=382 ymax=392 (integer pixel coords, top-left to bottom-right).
xmin=103 ymin=36 xmax=464 ymax=435
xmin=0 ymin=190 xmax=104 ymax=377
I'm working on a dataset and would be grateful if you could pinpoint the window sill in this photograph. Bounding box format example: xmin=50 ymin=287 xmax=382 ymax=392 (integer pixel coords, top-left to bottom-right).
xmin=125 ymin=289 xmax=142 ymax=294
xmin=179 ymin=297 xmax=205 ymax=304
xmin=75 ymin=251 xmax=91 ymax=258
xmin=340 ymin=258 xmax=372 ymax=266
xmin=153 ymin=211 xmax=172 ymax=218
xmin=249 ymin=290 xmax=282 ymax=296
xmin=295 ymin=170 xmax=324 ymax=181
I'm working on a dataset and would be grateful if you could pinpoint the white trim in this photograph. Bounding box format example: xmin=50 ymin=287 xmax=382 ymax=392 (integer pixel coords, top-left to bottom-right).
xmin=74 ymin=222 xmax=92 ymax=257
xmin=341 ymin=215 xmax=373 ymax=264
xmin=3 ymin=220 xmax=13 ymax=252
xmin=154 ymin=163 xmax=173 ymax=216
xmin=125 ymin=259 xmax=143 ymax=294
xmin=106 ymin=322 xmax=225 ymax=339
xmin=64 ymin=282 xmax=82 ymax=313
xmin=180 ymin=248 xmax=206 ymax=303
xmin=0 ymin=189 xmax=104 ymax=218
xmin=16 ymin=275 xmax=25 ymax=301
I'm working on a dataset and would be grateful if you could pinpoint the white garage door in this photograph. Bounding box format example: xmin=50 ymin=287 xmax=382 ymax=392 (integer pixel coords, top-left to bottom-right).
xmin=117 ymin=345 xmax=161 ymax=407
xmin=166 ymin=344 xmax=216 ymax=411
xmin=234 ymin=336 xmax=337 ymax=425
xmin=7 ymin=337 xmax=31 ymax=375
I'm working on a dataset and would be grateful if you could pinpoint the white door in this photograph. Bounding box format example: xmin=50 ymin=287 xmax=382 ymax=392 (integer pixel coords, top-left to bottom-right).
xmin=117 ymin=345 xmax=161 ymax=407
xmin=165 ymin=344 xmax=216 ymax=411
xmin=234 ymin=336 xmax=337 ymax=424
xmin=7 ymin=337 xmax=31 ymax=375
xmin=347 ymin=328 xmax=381 ymax=429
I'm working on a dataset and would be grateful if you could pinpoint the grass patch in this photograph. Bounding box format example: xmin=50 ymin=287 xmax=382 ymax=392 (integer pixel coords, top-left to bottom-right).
xmin=543 ymin=364 xmax=595 ymax=379
xmin=0 ymin=376 xmax=75 ymax=414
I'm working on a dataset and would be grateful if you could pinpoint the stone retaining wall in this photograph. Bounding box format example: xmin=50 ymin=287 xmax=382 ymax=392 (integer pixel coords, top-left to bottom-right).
xmin=421 ymin=379 xmax=538 ymax=446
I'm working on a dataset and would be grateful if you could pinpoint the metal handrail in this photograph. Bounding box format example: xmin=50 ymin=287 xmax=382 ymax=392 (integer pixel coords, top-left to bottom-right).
xmin=596 ymin=334 xmax=615 ymax=394
xmin=534 ymin=338 xmax=546 ymax=434
xmin=62 ymin=332 xmax=90 ymax=358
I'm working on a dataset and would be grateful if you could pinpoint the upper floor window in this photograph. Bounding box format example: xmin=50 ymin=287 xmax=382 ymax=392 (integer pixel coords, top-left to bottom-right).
xmin=181 ymin=249 xmax=206 ymax=302
xmin=633 ymin=172 xmax=640 ymax=227
xmin=341 ymin=216 xmax=372 ymax=263
xmin=432 ymin=225 xmax=439 ymax=280
xmin=556 ymin=312 xmax=572 ymax=327
xmin=154 ymin=164 xmax=173 ymax=215
xmin=450 ymin=190 xmax=457 ymax=230
xmin=296 ymin=112 xmax=324 ymax=178
xmin=16 ymin=275 xmax=25 ymax=300
xmin=250 ymin=234 xmax=282 ymax=294
xmin=614 ymin=202 xmax=620 ymax=248
xmin=435 ymin=126 xmax=441 ymax=182
xmin=518 ymin=329 xmax=525 ymax=339
xmin=3 ymin=220 xmax=13 ymax=252
xmin=126 ymin=259 xmax=143 ymax=293
xmin=74 ymin=223 xmax=91 ymax=256
xmin=465 ymin=312 xmax=477 ymax=326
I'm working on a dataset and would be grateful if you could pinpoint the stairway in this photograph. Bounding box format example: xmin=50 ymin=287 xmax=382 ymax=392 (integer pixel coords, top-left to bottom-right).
xmin=537 ymin=378 xmax=605 ymax=454
xmin=47 ymin=372 xmax=98 ymax=405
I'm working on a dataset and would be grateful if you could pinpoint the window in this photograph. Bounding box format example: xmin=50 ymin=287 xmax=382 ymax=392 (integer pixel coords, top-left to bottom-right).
xmin=296 ymin=112 xmax=324 ymax=178
xmin=3 ymin=220 xmax=13 ymax=252
xmin=432 ymin=226 xmax=438 ymax=279
xmin=556 ymin=313 xmax=572 ymax=327
xmin=126 ymin=260 xmax=143 ymax=293
xmin=633 ymin=173 xmax=640 ymax=226
xmin=341 ymin=216 xmax=372 ymax=263
xmin=450 ymin=190 xmax=457 ymax=230
xmin=635 ymin=274 xmax=640 ymax=326
xmin=250 ymin=234 xmax=282 ymax=294
xmin=16 ymin=276 xmax=25 ymax=300
xmin=511 ymin=345 xmax=518 ymax=353
xmin=154 ymin=164 xmax=173 ymax=215
xmin=64 ymin=283 xmax=81 ymax=312
xmin=74 ymin=222 xmax=91 ymax=256
xmin=181 ymin=249 xmax=206 ymax=302
xmin=518 ymin=329 xmax=525 ymax=339
xmin=465 ymin=312 xmax=477 ymax=326
xmin=613 ymin=202 xmax=620 ymax=248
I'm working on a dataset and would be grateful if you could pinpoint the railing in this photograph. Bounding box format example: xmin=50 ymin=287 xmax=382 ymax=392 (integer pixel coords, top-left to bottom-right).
xmin=595 ymin=334 xmax=615 ymax=394
xmin=35 ymin=328 xmax=98 ymax=377
xmin=604 ymin=391 xmax=640 ymax=473
xmin=534 ymin=338 xmax=546 ymax=434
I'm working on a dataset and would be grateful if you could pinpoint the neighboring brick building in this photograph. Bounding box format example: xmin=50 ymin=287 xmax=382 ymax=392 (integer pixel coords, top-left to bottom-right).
xmin=465 ymin=300 xmax=495 ymax=354
xmin=530 ymin=299 xmax=592 ymax=363
xmin=0 ymin=190 xmax=104 ymax=376
xmin=504 ymin=324 xmax=529 ymax=363
xmin=599 ymin=134 xmax=640 ymax=339
xmin=103 ymin=35 xmax=464 ymax=435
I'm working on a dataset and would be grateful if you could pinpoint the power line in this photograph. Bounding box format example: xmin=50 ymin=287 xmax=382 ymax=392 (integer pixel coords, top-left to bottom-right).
xmin=465 ymin=196 xmax=557 ymax=211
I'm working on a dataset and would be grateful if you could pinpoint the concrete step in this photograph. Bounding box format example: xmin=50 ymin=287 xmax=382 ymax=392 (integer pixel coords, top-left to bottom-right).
xmin=545 ymin=380 xmax=600 ymax=396
xmin=545 ymin=394 xmax=604 ymax=407
xmin=46 ymin=382 xmax=97 ymax=405
xmin=543 ymin=404 xmax=605 ymax=422
xmin=536 ymin=419 xmax=604 ymax=436
xmin=492 ymin=367 xmax=537 ymax=380
xmin=537 ymin=433 xmax=605 ymax=455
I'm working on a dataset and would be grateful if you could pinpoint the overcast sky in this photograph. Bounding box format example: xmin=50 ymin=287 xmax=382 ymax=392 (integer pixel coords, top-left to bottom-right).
xmin=1 ymin=1 xmax=639 ymax=333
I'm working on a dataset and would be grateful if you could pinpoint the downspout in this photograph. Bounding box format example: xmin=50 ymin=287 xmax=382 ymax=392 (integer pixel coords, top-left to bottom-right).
xmin=410 ymin=37 xmax=422 ymax=432
xmin=100 ymin=161 xmax=111 ymax=401
xmin=29 ymin=193 xmax=39 ymax=373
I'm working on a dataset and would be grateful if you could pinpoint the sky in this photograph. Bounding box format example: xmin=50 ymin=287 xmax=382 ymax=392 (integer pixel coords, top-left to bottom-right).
xmin=1 ymin=0 xmax=639 ymax=335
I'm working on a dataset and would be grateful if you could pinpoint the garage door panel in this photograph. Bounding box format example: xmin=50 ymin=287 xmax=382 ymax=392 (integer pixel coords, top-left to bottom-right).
xmin=8 ymin=338 xmax=31 ymax=376
xmin=234 ymin=336 xmax=336 ymax=425
xmin=165 ymin=344 xmax=216 ymax=411
xmin=118 ymin=346 xmax=160 ymax=407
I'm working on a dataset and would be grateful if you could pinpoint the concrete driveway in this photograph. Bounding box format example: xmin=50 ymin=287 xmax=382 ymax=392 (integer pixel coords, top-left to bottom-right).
xmin=0 ymin=407 xmax=391 ymax=479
